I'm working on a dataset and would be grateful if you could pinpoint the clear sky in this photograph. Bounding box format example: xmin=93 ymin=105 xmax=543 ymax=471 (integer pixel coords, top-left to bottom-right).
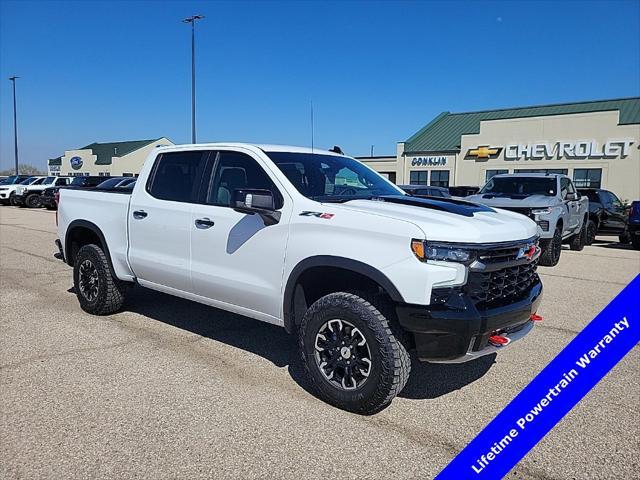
xmin=1 ymin=0 xmax=639 ymax=171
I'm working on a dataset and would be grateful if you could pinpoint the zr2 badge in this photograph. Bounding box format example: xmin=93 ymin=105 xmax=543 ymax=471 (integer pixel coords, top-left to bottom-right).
xmin=300 ymin=211 xmax=335 ymax=220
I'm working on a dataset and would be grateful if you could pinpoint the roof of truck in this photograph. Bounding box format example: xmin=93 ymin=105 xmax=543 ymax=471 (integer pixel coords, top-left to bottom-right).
xmin=491 ymin=172 xmax=568 ymax=179
xmin=159 ymin=143 xmax=346 ymax=156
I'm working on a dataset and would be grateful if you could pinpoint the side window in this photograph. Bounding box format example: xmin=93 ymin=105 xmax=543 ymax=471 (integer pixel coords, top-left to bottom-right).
xmin=605 ymin=191 xmax=623 ymax=209
xmin=148 ymin=151 xmax=209 ymax=202
xmin=207 ymin=151 xmax=283 ymax=209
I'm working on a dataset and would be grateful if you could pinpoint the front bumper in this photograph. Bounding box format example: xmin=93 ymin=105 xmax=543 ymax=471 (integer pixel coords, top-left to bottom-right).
xmin=41 ymin=196 xmax=56 ymax=207
xmin=396 ymin=281 xmax=542 ymax=363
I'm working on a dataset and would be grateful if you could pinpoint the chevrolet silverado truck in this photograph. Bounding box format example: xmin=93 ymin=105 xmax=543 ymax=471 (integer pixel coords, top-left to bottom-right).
xmin=56 ymin=144 xmax=543 ymax=413
xmin=467 ymin=173 xmax=589 ymax=267
xmin=578 ymin=188 xmax=631 ymax=245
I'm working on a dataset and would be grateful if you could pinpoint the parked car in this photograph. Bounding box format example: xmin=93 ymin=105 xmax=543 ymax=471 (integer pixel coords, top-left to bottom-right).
xmin=467 ymin=173 xmax=589 ymax=266
xmin=448 ymin=185 xmax=480 ymax=197
xmin=0 ymin=176 xmax=46 ymax=206
xmin=577 ymin=188 xmax=631 ymax=245
xmin=41 ymin=176 xmax=111 ymax=210
xmin=14 ymin=176 xmax=72 ymax=208
xmin=56 ymin=143 xmax=543 ymax=414
xmin=398 ymin=184 xmax=451 ymax=198
xmin=95 ymin=177 xmax=137 ymax=189
xmin=628 ymin=201 xmax=640 ymax=250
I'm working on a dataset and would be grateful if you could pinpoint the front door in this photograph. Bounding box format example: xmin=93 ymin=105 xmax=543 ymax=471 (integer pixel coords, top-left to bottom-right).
xmin=128 ymin=150 xmax=211 ymax=292
xmin=190 ymin=149 xmax=291 ymax=320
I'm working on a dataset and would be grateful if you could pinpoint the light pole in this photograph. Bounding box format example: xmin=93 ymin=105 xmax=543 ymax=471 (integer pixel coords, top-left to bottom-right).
xmin=183 ymin=15 xmax=204 ymax=144
xmin=9 ymin=76 xmax=19 ymax=174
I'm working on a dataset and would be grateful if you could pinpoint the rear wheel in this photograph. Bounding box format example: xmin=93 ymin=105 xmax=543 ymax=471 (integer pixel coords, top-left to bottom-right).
xmin=25 ymin=193 xmax=42 ymax=208
xmin=569 ymin=221 xmax=587 ymax=251
xmin=73 ymin=244 xmax=128 ymax=315
xmin=619 ymin=231 xmax=631 ymax=244
xmin=539 ymin=226 xmax=562 ymax=266
xmin=584 ymin=220 xmax=597 ymax=245
xmin=299 ymin=292 xmax=410 ymax=414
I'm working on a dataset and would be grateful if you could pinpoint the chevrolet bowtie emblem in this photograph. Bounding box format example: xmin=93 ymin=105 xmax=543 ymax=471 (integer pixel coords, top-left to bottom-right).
xmin=467 ymin=146 xmax=503 ymax=159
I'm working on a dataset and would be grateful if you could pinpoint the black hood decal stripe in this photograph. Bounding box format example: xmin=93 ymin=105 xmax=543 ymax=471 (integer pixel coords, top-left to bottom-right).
xmin=376 ymin=195 xmax=494 ymax=217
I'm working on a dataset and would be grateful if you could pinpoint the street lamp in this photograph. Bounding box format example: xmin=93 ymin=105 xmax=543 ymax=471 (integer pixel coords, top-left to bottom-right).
xmin=183 ymin=15 xmax=204 ymax=144
xmin=9 ymin=76 xmax=19 ymax=174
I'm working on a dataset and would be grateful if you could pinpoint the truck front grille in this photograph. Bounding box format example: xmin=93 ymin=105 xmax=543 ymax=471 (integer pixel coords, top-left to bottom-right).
xmin=466 ymin=260 xmax=539 ymax=308
xmin=499 ymin=207 xmax=534 ymax=220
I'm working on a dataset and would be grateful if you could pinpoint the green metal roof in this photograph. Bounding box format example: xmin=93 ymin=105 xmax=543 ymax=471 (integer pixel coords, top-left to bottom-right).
xmin=48 ymin=156 xmax=62 ymax=166
xmin=81 ymin=138 xmax=164 ymax=165
xmin=405 ymin=97 xmax=640 ymax=154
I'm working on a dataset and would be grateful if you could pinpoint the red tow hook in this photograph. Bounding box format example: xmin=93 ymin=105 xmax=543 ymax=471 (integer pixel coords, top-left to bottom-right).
xmin=530 ymin=313 xmax=543 ymax=322
xmin=488 ymin=335 xmax=511 ymax=347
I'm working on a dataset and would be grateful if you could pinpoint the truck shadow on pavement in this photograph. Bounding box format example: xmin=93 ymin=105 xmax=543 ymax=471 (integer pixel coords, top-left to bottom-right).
xmin=83 ymin=285 xmax=496 ymax=401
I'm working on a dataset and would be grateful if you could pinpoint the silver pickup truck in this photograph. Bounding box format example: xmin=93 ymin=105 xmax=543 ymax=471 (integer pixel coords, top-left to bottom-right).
xmin=467 ymin=173 xmax=589 ymax=266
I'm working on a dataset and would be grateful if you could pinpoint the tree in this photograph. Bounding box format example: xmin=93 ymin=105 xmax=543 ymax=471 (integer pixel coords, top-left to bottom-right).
xmin=0 ymin=164 xmax=46 ymax=176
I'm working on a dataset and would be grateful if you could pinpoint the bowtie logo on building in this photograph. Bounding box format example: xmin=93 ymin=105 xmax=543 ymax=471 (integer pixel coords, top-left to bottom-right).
xmin=466 ymin=146 xmax=503 ymax=160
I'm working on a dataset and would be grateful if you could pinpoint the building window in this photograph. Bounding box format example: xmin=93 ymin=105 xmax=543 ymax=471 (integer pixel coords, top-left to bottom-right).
xmin=486 ymin=169 xmax=508 ymax=182
xmin=409 ymin=171 xmax=428 ymax=185
xmin=379 ymin=172 xmax=397 ymax=184
xmin=430 ymin=170 xmax=450 ymax=187
xmin=515 ymin=169 xmax=568 ymax=175
xmin=573 ymin=168 xmax=602 ymax=188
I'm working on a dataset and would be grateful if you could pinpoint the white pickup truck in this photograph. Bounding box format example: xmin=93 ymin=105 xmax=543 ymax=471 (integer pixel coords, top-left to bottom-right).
xmin=56 ymin=143 xmax=543 ymax=413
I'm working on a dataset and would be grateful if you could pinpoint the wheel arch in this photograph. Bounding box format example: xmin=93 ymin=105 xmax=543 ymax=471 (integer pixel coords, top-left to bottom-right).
xmin=283 ymin=256 xmax=404 ymax=334
xmin=65 ymin=219 xmax=116 ymax=277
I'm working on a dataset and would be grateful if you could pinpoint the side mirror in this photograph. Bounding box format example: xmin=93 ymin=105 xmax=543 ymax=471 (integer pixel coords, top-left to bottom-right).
xmin=566 ymin=192 xmax=578 ymax=201
xmin=233 ymin=189 xmax=281 ymax=225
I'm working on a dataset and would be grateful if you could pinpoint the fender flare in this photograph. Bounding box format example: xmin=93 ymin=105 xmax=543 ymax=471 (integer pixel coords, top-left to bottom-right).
xmin=65 ymin=219 xmax=116 ymax=277
xmin=282 ymin=255 xmax=404 ymax=333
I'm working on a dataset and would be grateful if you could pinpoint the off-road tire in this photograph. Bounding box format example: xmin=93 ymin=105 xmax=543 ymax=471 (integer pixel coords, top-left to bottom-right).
xmin=25 ymin=193 xmax=42 ymax=208
xmin=619 ymin=232 xmax=631 ymax=244
xmin=73 ymin=244 xmax=128 ymax=315
xmin=539 ymin=226 xmax=562 ymax=266
xmin=569 ymin=221 xmax=587 ymax=251
xmin=585 ymin=220 xmax=597 ymax=246
xmin=298 ymin=292 xmax=410 ymax=414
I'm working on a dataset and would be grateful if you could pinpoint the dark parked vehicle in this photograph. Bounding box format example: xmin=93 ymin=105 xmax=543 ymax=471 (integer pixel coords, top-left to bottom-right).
xmin=41 ymin=176 xmax=111 ymax=210
xmin=628 ymin=201 xmax=640 ymax=250
xmin=398 ymin=184 xmax=452 ymax=198
xmin=577 ymin=189 xmax=630 ymax=245
xmin=95 ymin=177 xmax=137 ymax=189
xmin=448 ymin=185 xmax=480 ymax=197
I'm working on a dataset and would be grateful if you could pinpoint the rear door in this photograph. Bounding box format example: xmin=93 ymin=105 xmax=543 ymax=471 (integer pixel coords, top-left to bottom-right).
xmin=561 ymin=177 xmax=580 ymax=232
xmin=190 ymin=148 xmax=291 ymax=319
xmin=128 ymin=150 xmax=211 ymax=292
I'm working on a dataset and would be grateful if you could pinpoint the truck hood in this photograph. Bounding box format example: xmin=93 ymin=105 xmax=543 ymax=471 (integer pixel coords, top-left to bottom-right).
xmin=327 ymin=196 xmax=538 ymax=243
xmin=466 ymin=193 xmax=555 ymax=209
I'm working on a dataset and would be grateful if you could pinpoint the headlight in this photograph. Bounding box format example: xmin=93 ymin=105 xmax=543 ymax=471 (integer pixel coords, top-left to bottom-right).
xmin=531 ymin=207 xmax=552 ymax=215
xmin=411 ymin=239 xmax=471 ymax=263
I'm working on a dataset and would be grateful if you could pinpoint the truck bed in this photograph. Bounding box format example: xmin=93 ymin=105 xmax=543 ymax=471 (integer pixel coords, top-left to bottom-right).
xmin=57 ymin=188 xmax=135 ymax=281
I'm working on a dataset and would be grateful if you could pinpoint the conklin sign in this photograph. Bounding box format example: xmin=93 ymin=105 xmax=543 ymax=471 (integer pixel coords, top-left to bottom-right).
xmin=411 ymin=156 xmax=448 ymax=166
xmin=465 ymin=139 xmax=635 ymax=160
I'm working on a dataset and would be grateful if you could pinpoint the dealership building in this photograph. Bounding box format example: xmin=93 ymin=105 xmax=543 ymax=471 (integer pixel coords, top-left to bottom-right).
xmin=359 ymin=97 xmax=640 ymax=201
xmin=48 ymin=137 xmax=173 ymax=177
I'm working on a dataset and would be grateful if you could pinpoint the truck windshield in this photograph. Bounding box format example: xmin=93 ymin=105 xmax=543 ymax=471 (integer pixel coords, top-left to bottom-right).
xmin=20 ymin=177 xmax=38 ymax=185
xmin=70 ymin=177 xmax=87 ymax=186
xmin=267 ymin=152 xmax=403 ymax=202
xmin=480 ymin=177 xmax=556 ymax=197
xmin=43 ymin=176 xmax=56 ymax=185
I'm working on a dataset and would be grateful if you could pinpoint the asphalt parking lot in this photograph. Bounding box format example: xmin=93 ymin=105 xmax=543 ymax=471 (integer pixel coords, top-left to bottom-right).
xmin=1 ymin=206 xmax=638 ymax=480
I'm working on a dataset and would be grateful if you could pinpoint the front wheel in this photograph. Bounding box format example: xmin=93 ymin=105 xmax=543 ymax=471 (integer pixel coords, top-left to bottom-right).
xmin=298 ymin=292 xmax=410 ymax=414
xmin=25 ymin=194 xmax=42 ymax=208
xmin=539 ymin=226 xmax=562 ymax=266
xmin=73 ymin=244 xmax=128 ymax=315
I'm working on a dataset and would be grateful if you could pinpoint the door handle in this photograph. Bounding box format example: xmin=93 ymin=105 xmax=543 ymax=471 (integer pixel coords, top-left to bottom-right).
xmin=195 ymin=217 xmax=215 ymax=229
xmin=133 ymin=210 xmax=147 ymax=219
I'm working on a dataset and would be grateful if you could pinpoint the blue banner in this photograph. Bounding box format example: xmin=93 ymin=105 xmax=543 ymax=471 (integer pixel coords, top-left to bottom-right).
xmin=436 ymin=274 xmax=640 ymax=479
